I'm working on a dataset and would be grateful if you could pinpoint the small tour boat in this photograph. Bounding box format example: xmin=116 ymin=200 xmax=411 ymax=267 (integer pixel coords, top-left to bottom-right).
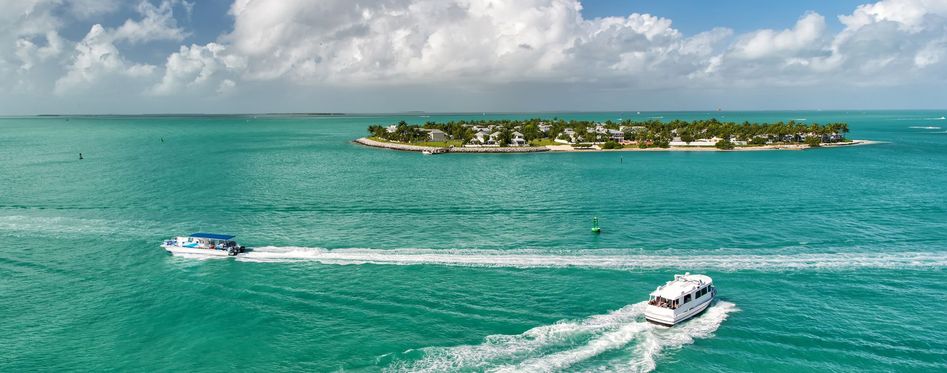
xmin=161 ymin=233 xmax=248 ymax=257
xmin=644 ymin=272 xmax=716 ymax=326
xmin=422 ymin=150 xmax=434 ymax=155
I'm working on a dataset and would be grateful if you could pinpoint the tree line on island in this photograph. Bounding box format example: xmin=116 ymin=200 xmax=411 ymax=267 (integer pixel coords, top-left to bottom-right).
xmin=367 ymin=118 xmax=850 ymax=149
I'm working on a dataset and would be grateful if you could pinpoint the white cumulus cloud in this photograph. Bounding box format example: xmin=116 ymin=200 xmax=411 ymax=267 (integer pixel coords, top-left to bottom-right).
xmin=150 ymin=42 xmax=246 ymax=95
xmin=729 ymin=12 xmax=826 ymax=60
xmin=840 ymin=0 xmax=947 ymax=31
xmin=217 ymin=0 xmax=947 ymax=90
xmin=113 ymin=0 xmax=188 ymax=44
xmin=54 ymin=24 xmax=157 ymax=94
xmin=222 ymin=0 xmax=733 ymax=86
xmin=15 ymin=31 xmax=64 ymax=71
xmin=54 ymin=0 xmax=189 ymax=94
xmin=2 ymin=0 xmax=947 ymax=113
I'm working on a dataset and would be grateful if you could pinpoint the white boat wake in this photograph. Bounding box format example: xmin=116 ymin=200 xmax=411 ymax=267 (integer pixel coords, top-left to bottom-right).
xmin=909 ymin=126 xmax=942 ymax=129
xmin=895 ymin=116 xmax=945 ymax=121
xmin=384 ymin=301 xmax=738 ymax=372
xmin=236 ymin=247 xmax=947 ymax=270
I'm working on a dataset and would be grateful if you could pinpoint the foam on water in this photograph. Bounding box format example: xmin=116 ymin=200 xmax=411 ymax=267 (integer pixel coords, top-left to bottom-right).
xmin=385 ymin=301 xmax=737 ymax=372
xmin=237 ymin=247 xmax=947 ymax=270
xmin=611 ymin=302 xmax=738 ymax=372
xmin=909 ymin=126 xmax=942 ymax=129
xmin=896 ymin=116 xmax=945 ymax=121
xmin=0 ymin=215 xmax=155 ymax=238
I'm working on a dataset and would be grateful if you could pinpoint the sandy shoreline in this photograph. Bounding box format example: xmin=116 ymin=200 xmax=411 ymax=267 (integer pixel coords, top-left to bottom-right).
xmin=355 ymin=137 xmax=879 ymax=153
xmin=354 ymin=138 xmax=549 ymax=153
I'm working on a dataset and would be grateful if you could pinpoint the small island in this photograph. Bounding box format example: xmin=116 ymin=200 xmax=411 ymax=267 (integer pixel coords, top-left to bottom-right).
xmin=356 ymin=118 xmax=869 ymax=153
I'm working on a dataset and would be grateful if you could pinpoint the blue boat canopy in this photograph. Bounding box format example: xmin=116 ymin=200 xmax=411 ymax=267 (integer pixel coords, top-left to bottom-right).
xmin=190 ymin=233 xmax=235 ymax=240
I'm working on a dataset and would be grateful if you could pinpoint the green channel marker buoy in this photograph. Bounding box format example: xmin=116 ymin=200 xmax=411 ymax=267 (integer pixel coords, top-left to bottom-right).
xmin=591 ymin=217 xmax=601 ymax=233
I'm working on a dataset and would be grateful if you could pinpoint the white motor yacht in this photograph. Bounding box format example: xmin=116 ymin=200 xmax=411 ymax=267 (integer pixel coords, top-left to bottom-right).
xmin=644 ymin=273 xmax=716 ymax=326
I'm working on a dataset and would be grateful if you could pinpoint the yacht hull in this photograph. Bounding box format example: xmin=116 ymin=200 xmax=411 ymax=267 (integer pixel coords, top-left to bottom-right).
xmin=161 ymin=245 xmax=247 ymax=258
xmin=645 ymin=297 xmax=713 ymax=326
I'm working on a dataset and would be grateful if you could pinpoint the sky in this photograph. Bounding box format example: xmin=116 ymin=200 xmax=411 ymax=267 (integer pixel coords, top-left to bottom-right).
xmin=1 ymin=0 xmax=946 ymax=114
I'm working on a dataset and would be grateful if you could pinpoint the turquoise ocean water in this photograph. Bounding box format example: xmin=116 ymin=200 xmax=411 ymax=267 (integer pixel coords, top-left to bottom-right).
xmin=2 ymin=111 xmax=946 ymax=372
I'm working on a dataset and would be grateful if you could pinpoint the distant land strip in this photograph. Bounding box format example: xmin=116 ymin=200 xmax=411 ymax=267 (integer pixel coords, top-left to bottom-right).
xmin=356 ymin=118 xmax=874 ymax=153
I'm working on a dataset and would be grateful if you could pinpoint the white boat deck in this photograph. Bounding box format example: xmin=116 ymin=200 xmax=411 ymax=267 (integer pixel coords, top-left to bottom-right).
xmin=651 ymin=274 xmax=712 ymax=299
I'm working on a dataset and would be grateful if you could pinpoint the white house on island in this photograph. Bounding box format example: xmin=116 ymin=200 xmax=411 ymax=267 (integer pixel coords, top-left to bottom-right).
xmin=422 ymin=128 xmax=448 ymax=142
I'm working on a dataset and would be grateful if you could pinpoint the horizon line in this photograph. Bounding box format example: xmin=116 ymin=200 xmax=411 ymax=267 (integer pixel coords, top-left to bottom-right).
xmin=3 ymin=108 xmax=945 ymax=118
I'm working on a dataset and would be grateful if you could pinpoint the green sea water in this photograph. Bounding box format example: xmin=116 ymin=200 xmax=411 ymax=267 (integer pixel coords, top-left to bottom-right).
xmin=2 ymin=111 xmax=946 ymax=372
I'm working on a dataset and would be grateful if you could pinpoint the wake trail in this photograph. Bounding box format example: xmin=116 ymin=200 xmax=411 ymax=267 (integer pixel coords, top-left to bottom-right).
xmin=384 ymin=301 xmax=738 ymax=373
xmin=237 ymin=247 xmax=947 ymax=270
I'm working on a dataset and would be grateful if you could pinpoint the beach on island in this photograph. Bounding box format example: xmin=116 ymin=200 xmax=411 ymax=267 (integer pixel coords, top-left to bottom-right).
xmin=355 ymin=137 xmax=878 ymax=153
